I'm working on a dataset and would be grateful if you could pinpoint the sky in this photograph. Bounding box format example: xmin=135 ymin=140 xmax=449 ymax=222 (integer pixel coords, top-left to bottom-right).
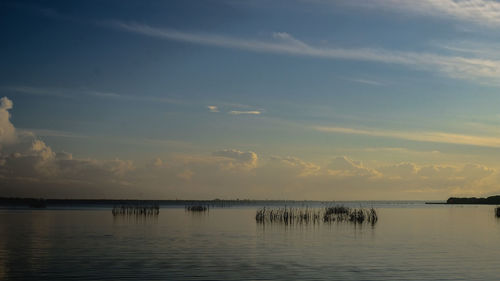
xmin=2 ymin=0 xmax=500 ymax=200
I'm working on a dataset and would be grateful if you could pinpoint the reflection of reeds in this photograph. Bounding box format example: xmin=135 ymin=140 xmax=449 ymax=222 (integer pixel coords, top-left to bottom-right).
xmin=185 ymin=205 xmax=209 ymax=212
xmin=495 ymin=207 xmax=500 ymax=217
xmin=112 ymin=204 xmax=159 ymax=216
xmin=256 ymin=206 xmax=377 ymax=224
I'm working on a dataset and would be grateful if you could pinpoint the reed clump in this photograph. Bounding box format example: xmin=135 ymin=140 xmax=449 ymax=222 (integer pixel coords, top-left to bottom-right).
xmin=256 ymin=205 xmax=377 ymax=224
xmin=186 ymin=205 xmax=209 ymax=212
xmin=323 ymin=207 xmax=378 ymax=223
xmin=112 ymin=204 xmax=159 ymax=216
xmin=495 ymin=207 xmax=500 ymax=217
xmin=255 ymin=207 xmax=322 ymax=224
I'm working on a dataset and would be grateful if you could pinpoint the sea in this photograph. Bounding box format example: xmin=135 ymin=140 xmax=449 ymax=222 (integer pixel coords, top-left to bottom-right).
xmin=1 ymin=201 xmax=499 ymax=280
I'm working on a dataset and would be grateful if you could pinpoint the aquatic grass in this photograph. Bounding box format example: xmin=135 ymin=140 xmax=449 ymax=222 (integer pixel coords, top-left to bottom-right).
xmin=323 ymin=206 xmax=377 ymax=224
xmin=256 ymin=205 xmax=377 ymax=224
xmin=324 ymin=205 xmax=350 ymax=215
xmin=112 ymin=204 xmax=159 ymax=216
xmin=255 ymin=207 xmax=322 ymax=224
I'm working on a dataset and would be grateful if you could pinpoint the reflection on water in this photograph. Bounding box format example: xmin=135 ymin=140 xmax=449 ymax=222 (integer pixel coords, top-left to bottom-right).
xmin=112 ymin=214 xmax=159 ymax=224
xmin=1 ymin=204 xmax=500 ymax=280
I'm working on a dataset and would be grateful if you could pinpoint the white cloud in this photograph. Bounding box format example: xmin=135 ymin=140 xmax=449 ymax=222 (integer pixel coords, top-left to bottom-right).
xmin=341 ymin=77 xmax=385 ymax=86
xmin=0 ymin=139 xmax=135 ymax=189
xmin=378 ymin=162 xmax=419 ymax=179
xmin=0 ymin=97 xmax=138 ymax=197
xmin=327 ymin=156 xmax=381 ymax=178
xmin=212 ymin=149 xmax=258 ymax=169
xmin=109 ymin=21 xmax=500 ymax=85
xmin=269 ymin=156 xmax=321 ymax=177
xmin=228 ymin=110 xmax=261 ymax=115
xmin=314 ymin=125 xmax=500 ymax=148
xmin=177 ymin=169 xmax=194 ymax=181
xmin=351 ymin=0 xmax=500 ymax=28
xmin=0 ymin=97 xmax=16 ymax=148
xmin=207 ymin=105 xmax=219 ymax=112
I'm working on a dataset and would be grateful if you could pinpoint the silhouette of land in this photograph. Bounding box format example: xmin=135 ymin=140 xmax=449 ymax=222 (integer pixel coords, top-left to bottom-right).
xmin=444 ymin=195 xmax=500 ymax=204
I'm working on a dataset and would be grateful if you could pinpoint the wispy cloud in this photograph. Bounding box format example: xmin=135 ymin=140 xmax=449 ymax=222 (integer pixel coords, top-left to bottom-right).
xmin=107 ymin=21 xmax=500 ymax=85
xmin=1 ymin=86 xmax=183 ymax=104
xmin=350 ymin=0 xmax=500 ymax=28
xmin=341 ymin=77 xmax=385 ymax=86
xmin=314 ymin=125 xmax=500 ymax=148
xmin=84 ymin=90 xmax=183 ymax=104
xmin=2 ymin=86 xmax=77 ymax=99
xmin=18 ymin=128 xmax=89 ymax=139
xmin=207 ymin=105 xmax=219 ymax=113
xmin=228 ymin=110 xmax=261 ymax=115
xmin=433 ymin=40 xmax=500 ymax=60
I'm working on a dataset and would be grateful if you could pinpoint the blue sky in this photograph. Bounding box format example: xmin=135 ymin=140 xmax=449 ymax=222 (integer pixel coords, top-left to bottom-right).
xmin=2 ymin=0 xmax=500 ymax=199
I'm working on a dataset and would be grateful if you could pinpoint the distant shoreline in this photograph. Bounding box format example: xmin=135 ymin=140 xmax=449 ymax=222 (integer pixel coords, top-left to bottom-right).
xmin=4 ymin=196 xmax=499 ymax=208
xmin=425 ymin=195 xmax=500 ymax=205
xmin=0 ymin=197 xmax=431 ymax=208
xmin=443 ymin=195 xmax=500 ymax=205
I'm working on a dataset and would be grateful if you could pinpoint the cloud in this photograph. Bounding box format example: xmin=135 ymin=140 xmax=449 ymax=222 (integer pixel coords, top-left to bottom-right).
xmin=2 ymin=86 xmax=182 ymax=104
xmin=228 ymin=110 xmax=261 ymax=115
xmin=361 ymin=147 xmax=440 ymax=155
xmin=341 ymin=77 xmax=385 ymax=86
xmin=108 ymin=21 xmax=500 ymax=85
xmin=0 ymin=97 xmax=16 ymax=148
xmin=0 ymin=97 xmax=138 ymax=197
xmin=269 ymin=156 xmax=321 ymax=177
xmin=177 ymin=169 xmax=194 ymax=181
xmin=207 ymin=105 xmax=219 ymax=112
xmin=327 ymin=156 xmax=381 ymax=178
xmin=314 ymin=125 xmax=500 ymax=148
xmin=17 ymin=129 xmax=88 ymax=139
xmin=0 ymin=139 xmax=135 ymax=187
xmin=351 ymin=0 xmax=500 ymax=28
xmin=87 ymin=90 xmax=182 ymax=104
xmin=379 ymin=161 xmax=495 ymax=184
xmin=378 ymin=162 xmax=418 ymax=179
xmin=141 ymin=154 xmax=500 ymax=199
xmin=3 ymin=96 xmax=500 ymax=199
xmin=212 ymin=149 xmax=258 ymax=169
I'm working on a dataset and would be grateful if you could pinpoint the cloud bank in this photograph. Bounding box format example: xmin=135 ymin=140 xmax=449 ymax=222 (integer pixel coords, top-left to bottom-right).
xmin=2 ymin=97 xmax=500 ymax=200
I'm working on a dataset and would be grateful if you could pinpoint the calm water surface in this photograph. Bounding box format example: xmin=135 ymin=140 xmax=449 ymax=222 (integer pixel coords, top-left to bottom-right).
xmin=1 ymin=203 xmax=500 ymax=280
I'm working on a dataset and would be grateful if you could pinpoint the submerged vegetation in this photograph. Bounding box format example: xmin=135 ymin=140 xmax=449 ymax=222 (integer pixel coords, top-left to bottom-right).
xmin=112 ymin=204 xmax=160 ymax=216
xmin=256 ymin=206 xmax=378 ymax=224
xmin=185 ymin=205 xmax=209 ymax=212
